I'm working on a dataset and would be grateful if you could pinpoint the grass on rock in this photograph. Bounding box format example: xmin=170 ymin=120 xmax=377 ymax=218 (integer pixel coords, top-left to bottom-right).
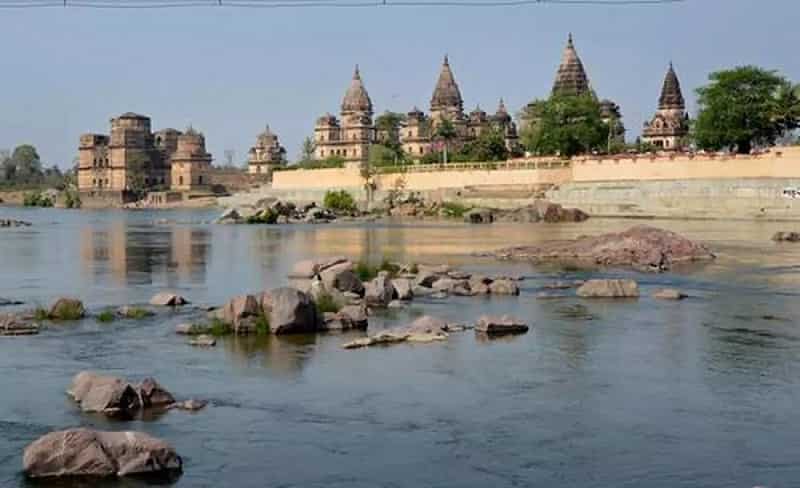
xmin=96 ymin=310 xmax=116 ymax=323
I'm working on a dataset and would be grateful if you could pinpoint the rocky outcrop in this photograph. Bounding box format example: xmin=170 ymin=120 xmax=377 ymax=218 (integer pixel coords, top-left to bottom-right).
xmin=261 ymin=287 xmax=318 ymax=334
xmin=494 ymin=201 xmax=589 ymax=223
xmin=150 ymin=292 xmax=189 ymax=307
xmin=577 ymin=279 xmax=639 ymax=298
xmin=487 ymin=225 xmax=714 ymax=271
xmin=213 ymin=294 xmax=261 ymax=334
xmin=67 ymin=372 xmax=176 ymax=417
xmin=342 ymin=315 xmax=455 ymax=349
xmin=772 ymin=231 xmax=800 ymax=242
xmin=23 ymin=428 xmax=182 ymax=479
xmin=0 ymin=313 xmax=39 ymax=336
xmin=320 ymin=304 xmax=368 ymax=331
xmin=217 ymin=199 xmax=340 ymax=225
xmin=475 ymin=315 xmax=529 ymax=335
xmin=48 ymin=298 xmax=85 ymax=320
xmin=320 ymin=261 xmax=364 ymax=295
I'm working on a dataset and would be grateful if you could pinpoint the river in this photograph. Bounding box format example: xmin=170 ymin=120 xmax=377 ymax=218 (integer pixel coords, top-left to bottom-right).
xmin=1 ymin=207 xmax=800 ymax=487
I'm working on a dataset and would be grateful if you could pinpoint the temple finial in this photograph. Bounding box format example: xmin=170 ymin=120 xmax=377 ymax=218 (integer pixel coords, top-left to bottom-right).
xmin=568 ymin=32 xmax=574 ymax=47
xmin=443 ymin=54 xmax=449 ymax=66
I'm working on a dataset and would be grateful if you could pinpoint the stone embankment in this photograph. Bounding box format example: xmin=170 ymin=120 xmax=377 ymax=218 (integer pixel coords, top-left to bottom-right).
xmin=484 ymin=225 xmax=715 ymax=272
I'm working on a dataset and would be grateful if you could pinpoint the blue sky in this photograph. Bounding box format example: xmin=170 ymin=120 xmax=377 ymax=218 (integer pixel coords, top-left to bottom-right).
xmin=0 ymin=0 xmax=797 ymax=168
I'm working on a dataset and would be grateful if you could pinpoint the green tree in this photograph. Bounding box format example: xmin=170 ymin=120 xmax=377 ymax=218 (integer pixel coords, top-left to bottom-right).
xmin=300 ymin=136 xmax=316 ymax=162
xmin=368 ymin=144 xmax=404 ymax=167
xmin=693 ymin=66 xmax=799 ymax=154
xmin=8 ymin=144 xmax=44 ymax=183
xmin=520 ymin=94 xmax=607 ymax=157
xmin=375 ymin=111 xmax=406 ymax=147
xmin=460 ymin=129 xmax=508 ymax=162
xmin=434 ymin=119 xmax=458 ymax=164
xmin=125 ymin=152 xmax=150 ymax=196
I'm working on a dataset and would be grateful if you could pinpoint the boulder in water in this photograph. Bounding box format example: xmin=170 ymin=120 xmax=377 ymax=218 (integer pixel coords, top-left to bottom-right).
xmin=261 ymin=287 xmax=318 ymax=334
xmin=150 ymin=292 xmax=189 ymax=307
xmin=475 ymin=315 xmax=529 ymax=335
xmin=48 ymin=298 xmax=85 ymax=320
xmin=577 ymin=279 xmax=639 ymax=298
xmin=23 ymin=428 xmax=182 ymax=479
xmin=652 ymin=288 xmax=688 ymax=300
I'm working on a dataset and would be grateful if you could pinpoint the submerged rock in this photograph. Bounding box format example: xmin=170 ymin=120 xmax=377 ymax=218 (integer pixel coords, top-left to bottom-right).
xmin=170 ymin=399 xmax=208 ymax=411
xmin=488 ymin=225 xmax=714 ymax=272
xmin=0 ymin=313 xmax=39 ymax=336
xmin=772 ymin=231 xmax=800 ymax=242
xmin=23 ymin=428 xmax=182 ymax=479
xmin=189 ymin=334 xmax=216 ymax=347
xmin=342 ymin=315 xmax=452 ymax=349
xmin=652 ymin=288 xmax=688 ymax=300
xmin=577 ymin=279 xmax=640 ymax=298
xmin=150 ymin=292 xmax=189 ymax=307
xmin=475 ymin=315 xmax=529 ymax=335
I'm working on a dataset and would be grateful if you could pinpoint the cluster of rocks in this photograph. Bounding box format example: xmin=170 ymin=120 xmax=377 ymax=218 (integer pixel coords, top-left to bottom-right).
xmin=540 ymin=278 xmax=687 ymax=300
xmin=0 ymin=313 xmax=39 ymax=336
xmin=772 ymin=231 xmax=800 ymax=242
xmin=0 ymin=218 xmax=31 ymax=228
xmin=68 ymin=371 xmax=177 ymax=417
xmin=342 ymin=314 xmax=529 ymax=349
xmin=217 ymin=198 xmax=339 ymax=225
xmin=486 ymin=225 xmax=715 ymax=272
xmin=464 ymin=201 xmax=590 ymax=224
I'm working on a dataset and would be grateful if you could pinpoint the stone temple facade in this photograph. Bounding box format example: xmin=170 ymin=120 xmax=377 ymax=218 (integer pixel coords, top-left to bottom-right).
xmin=314 ymin=66 xmax=375 ymax=162
xmin=78 ymin=112 xmax=212 ymax=195
xmin=642 ymin=63 xmax=690 ymax=150
xmin=313 ymin=59 xmax=519 ymax=164
xmin=248 ymin=125 xmax=287 ymax=175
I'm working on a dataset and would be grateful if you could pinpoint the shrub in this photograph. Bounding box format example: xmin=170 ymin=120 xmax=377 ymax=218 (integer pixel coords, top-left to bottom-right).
xmin=33 ymin=307 xmax=49 ymax=321
xmin=314 ymin=292 xmax=341 ymax=315
xmin=378 ymin=259 xmax=400 ymax=276
xmin=440 ymin=201 xmax=472 ymax=218
xmin=64 ymin=190 xmax=81 ymax=209
xmin=208 ymin=318 xmax=232 ymax=337
xmin=96 ymin=310 xmax=115 ymax=323
xmin=324 ymin=190 xmax=357 ymax=213
xmin=245 ymin=209 xmax=278 ymax=225
xmin=23 ymin=192 xmax=54 ymax=208
xmin=255 ymin=313 xmax=270 ymax=336
xmin=355 ymin=261 xmax=379 ymax=281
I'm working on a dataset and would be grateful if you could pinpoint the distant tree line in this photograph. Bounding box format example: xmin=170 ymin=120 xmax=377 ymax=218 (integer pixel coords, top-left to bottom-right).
xmin=0 ymin=144 xmax=72 ymax=189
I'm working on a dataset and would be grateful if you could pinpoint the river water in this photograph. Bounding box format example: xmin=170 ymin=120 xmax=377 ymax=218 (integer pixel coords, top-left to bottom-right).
xmin=2 ymin=207 xmax=800 ymax=487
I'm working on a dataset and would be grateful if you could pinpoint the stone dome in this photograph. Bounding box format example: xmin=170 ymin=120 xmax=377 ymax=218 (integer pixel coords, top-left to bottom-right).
xmin=430 ymin=55 xmax=464 ymax=112
xmin=341 ymin=66 xmax=373 ymax=115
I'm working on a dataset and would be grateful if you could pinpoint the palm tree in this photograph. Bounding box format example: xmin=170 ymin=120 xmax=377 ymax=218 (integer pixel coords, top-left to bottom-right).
xmin=434 ymin=119 xmax=458 ymax=164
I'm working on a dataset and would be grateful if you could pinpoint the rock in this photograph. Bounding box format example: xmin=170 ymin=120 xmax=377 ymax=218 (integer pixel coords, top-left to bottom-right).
xmin=342 ymin=331 xmax=409 ymax=349
xmin=48 ymin=298 xmax=85 ymax=320
xmin=320 ymin=261 xmax=364 ymax=295
xmin=364 ymin=273 xmax=395 ymax=307
xmin=215 ymin=208 xmax=243 ymax=224
xmin=488 ymin=279 xmax=520 ymax=296
xmin=0 ymin=297 xmax=23 ymax=307
xmin=150 ymin=292 xmax=189 ymax=307
xmin=67 ymin=372 xmax=141 ymax=415
xmin=488 ymin=225 xmax=714 ymax=272
xmin=289 ymin=259 xmax=319 ymax=279
xmin=170 ymin=399 xmax=208 ymax=411
xmin=412 ymin=285 xmax=436 ymax=297
xmin=320 ymin=304 xmax=368 ymax=331
xmin=23 ymin=428 xmax=182 ymax=479
xmin=175 ymin=323 xmax=206 ymax=335
xmin=493 ymin=201 xmax=588 ymax=223
xmin=261 ymin=287 xmax=318 ymax=334
xmin=392 ymin=278 xmax=414 ymax=301
xmin=415 ymin=271 xmax=440 ymax=288
xmin=404 ymin=315 xmax=449 ymax=335
xmin=577 ymin=279 xmax=640 ymax=298
xmin=216 ymin=294 xmax=261 ymax=334
xmin=0 ymin=313 xmax=39 ymax=336
xmin=388 ymin=300 xmax=407 ymax=309
xmin=0 ymin=219 xmax=32 ymax=227
xmin=772 ymin=231 xmax=800 ymax=242
xmin=464 ymin=208 xmax=495 ymax=224
xmin=137 ymin=377 xmax=175 ymax=408
xmin=189 ymin=334 xmax=216 ymax=347
xmin=475 ymin=315 xmax=529 ymax=335
xmin=652 ymin=288 xmax=688 ymax=300
xmin=432 ymin=277 xmax=470 ymax=295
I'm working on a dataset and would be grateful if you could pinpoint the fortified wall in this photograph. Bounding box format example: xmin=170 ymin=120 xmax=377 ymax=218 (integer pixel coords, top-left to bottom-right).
xmin=264 ymin=146 xmax=800 ymax=220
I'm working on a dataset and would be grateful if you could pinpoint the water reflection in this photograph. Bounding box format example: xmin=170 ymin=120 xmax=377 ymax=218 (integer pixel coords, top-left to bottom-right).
xmin=222 ymin=334 xmax=321 ymax=378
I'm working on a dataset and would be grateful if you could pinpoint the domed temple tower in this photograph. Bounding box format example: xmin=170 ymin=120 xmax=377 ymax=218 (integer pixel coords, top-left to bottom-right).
xmin=248 ymin=125 xmax=287 ymax=176
xmin=170 ymin=127 xmax=212 ymax=191
xmin=642 ymin=63 xmax=689 ymax=150
xmin=552 ymin=34 xmax=591 ymax=97
xmin=314 ymin=66 xmax=375 ymax=162
xmin=491 ymin=98 xmax=520 ymax=152
xmin=429 ymin=55 xmax=467 ymax=134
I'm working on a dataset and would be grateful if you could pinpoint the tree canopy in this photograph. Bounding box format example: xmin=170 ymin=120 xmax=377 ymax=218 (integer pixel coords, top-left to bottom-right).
xmin=693 ymin=66 xmax=800 ymax=154
xmin=459 ymin=129 xmax=509 ymax=162
xmin=520 ymin=94 xmax=608 ymax=157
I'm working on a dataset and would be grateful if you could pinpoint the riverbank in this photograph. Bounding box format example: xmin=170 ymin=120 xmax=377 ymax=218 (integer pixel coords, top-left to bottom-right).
xmin=2 ymin=209 xmax=800 ymax=487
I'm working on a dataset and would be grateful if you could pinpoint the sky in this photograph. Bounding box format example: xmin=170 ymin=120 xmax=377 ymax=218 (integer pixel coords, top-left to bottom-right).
xmin=0 ymin=0 xmax=797 ymax=168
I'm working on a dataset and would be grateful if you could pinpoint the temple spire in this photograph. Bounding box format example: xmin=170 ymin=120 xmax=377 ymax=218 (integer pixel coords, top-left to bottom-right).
xmin=658 ymin=62 xmax=685 ymax=110
xmin=341 ymin=64 xmax=373 ymax=114
xmin=430 ymin=54 xmax=464 ymax=112
xmin=552 ymin=33 xmax=590 ymax=97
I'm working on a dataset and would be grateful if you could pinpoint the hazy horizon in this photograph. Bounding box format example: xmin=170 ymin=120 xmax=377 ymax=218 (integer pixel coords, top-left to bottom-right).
xmin=0 ymin=0 xmax=797 ymax=168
